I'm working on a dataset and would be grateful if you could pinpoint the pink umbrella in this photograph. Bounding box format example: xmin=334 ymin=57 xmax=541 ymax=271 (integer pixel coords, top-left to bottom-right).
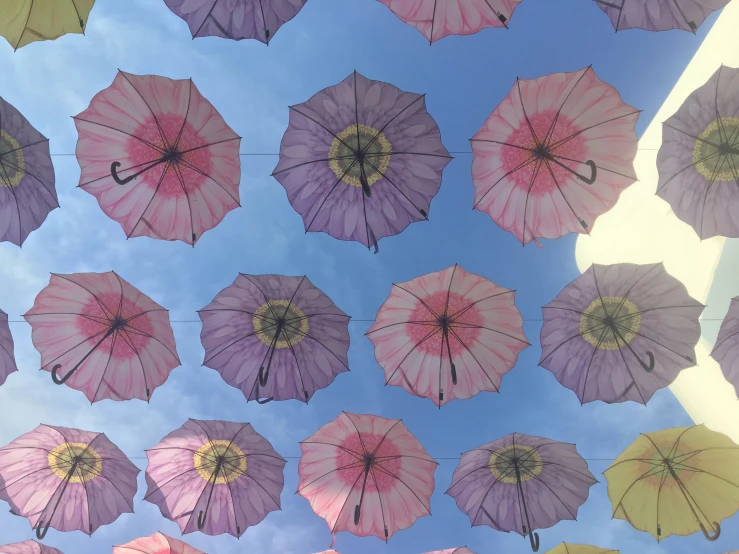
xmin=376 ymin=0 xmax=522 ymax=43
xmin=0 ymin=425 xmax=139 ymax=539
xmin=74 ymin=70 xmax=241 ymax=245
xmin=424 ymin=549 xmax=475 ymax=554
xmin=298 ymin=412 xmax=437 ymax=541
xmin=0 ymin=308 xmax=17 ymax=387
xmin=144 ymin=419 xmax=285 ymax=537
xmin=471 ymin=66 xmax=639 ymax=245
xmin=0 ymin=541 xmax=63 ymax=554
xmin=367 ymin=265 xmax=529 ymax=407
xmin=114 ymin=532 xmax=205 ymax=554
xmin=23 ymin=271 xmax=180 ymax=403
xmin=712 ymin=296 xmax=739 ymax=398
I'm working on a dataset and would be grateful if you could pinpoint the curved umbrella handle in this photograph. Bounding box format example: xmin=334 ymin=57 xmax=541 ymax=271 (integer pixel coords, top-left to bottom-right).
xmin=451 ymin=363 xmax=457 ymax=385
xmin=255 ymin=376 xmax=273 ymax=405
xmin=700 ymin=521 xmax=720 ymax=541
xmin=578 ymin=160 xmax=597 ymax=185
xmin=111 ymin=161 xmax=137 ymax=185
xmin=528 ymin=530 xmax=540 ymax=552
xmin=51 ymin=364 xmax=75 ymax=385
xmin=354 ymin=504 xmax=361 ymax=525
xmin=197 ymin=510 xmax=206 ymax=531
xmin=35 ymin=518 xmax=51 ymax=540
xmin=638 ymin=350 xmax=655 ymax=373
xmin=258 ymin=365 xmax=269 ymax=387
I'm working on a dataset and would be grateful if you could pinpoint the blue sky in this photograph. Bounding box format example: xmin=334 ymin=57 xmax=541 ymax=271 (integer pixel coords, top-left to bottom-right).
xmin=0 ymin=0 xmax=735 ymax=552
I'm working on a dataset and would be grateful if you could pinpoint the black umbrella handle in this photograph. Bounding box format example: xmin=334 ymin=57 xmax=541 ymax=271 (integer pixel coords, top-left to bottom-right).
xmin=700 ymin=521 xmax=720 ymax=541
xmin=528 ymin=530 xmax=540 ymax=552
xmin=35 ymin=518 xmax=51 ymax=540
xmin=51 ymin=327 xmax=116 ymax=385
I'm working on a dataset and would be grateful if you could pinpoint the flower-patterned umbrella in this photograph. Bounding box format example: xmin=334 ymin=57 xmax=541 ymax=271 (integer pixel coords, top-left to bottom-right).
xmin=113 ymin=532 xmax=205 ymax=554
xmin=0 ymin=1 xmax=96 ymax=50
xmin=592 ymin=0 xmax=729 ymax=32
xmin=0 ymin=309 xmax=17 ymax=388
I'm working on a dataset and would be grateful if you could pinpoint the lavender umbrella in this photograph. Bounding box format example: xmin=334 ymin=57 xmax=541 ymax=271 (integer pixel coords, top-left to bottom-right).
xmin=199 ymin=274 xmax=350 ymax=404
xmin=0 ymin=541 xmax=63 ymax=554
xmin=0 ymin=425 xmax=139 ymax=540
xmin=0 ymin=96 xmax=58 ymax=246
xmin=657 ymin=65 xmax=739 ymax=239
xmin=712 ymin=296 xmax=739 ymax=398
xmin=144 ymin=419 xmax=286 ymax=537
xmin=593 ymin=0 xmax=729 ymax=32
xmin=163 ymin=0 xmax=307 ymax=43
xmin=540 ymin=263 xmax=703 ymax=405
xmin=446 ymin=433 xmax=597 ymax=552
xmin=272 ymin=71 xmax=452 ymax=252
xmin=0 ymin=309 xmax=17 ymax=387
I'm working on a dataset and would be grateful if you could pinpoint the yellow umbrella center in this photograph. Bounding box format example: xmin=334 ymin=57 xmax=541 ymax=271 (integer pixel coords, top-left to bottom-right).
xmin=48 ymin=442 xmax=103 ymax=483
xmin=193 ymin=440 xmax=247 ymax=484
xmin=580 ymin=296 xmax=641 ymax=350
xmin=253 ymin=300 xmax=309 ymax=348
xmin=0 ymin=130 xmax=26 ymax=188
xmin=329 ymin=124 xmax=392 ymax=187
xmin=693 ymin=117 xmax=739 ymax=181
xmin=488 ymin=444 xmax=544 ymax=484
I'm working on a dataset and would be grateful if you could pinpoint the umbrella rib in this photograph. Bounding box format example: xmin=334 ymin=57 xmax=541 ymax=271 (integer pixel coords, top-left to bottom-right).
xmin=0 ymin=137 xmax=49 ymax=157
xmin=449 ymin=290 xmax=516 ymax=320
xmin=579 ymin=322 xmax=612 ymax=401
xmin=119 ymin=71 xmax=171 ymax=150
xmin=37 ymin=326 xmax=112 ymax=370
xmin=362 ymin=152 xmax=430 ymax=218
xmin=239 ymin=274 xmax=291 ymax=323
xmin=360 ymin=95 xmax=426 ymax=157
xmin=177 ymin=136 xmax=241 ymax=157
xmin=467 ymin=465 xmax=521 ymax=525
xmin=15 ymin=0 xmax=34 ymax=50
xmin=76 ymin=458 xmax=136 ymax=514
xmin=612 ymin=319 xmax=693 ymax=362
xmin=534 ymin=459 xmax=601 ymax=482
xmin=367 ymin=465 xmax=391 ymax=540
xmin=712 ymin=328 xmax=739 ymax=353
xmin=393 ymin=284 xmax=442 ymax=320
xmin=473 ymin=155 xmax=539 ymax=209
xmin=366 ymin=320 xmax=441 ymax=335
xmin=371 ymin=462 xmax=433 ymax=515
xmin=698 ymin=154 xmax=729 ymax=237
xmin=543 ymin=158 xmax=587 ymax=231
xmin=192 ymin=0 xmax=220 ymax=37
xmin=0 ymin=161 xmax=24 ymax=244
xmin=343 ymin=412 xmax=370 ymax=456
xmin=127 ymin=160 xmax=174 ymax=238
xmin=240 ymin=469 xmax=283 ymax=508
xmin=0 ymin=154 xmax=59 ymax=206
xmin=612 ymin=333 xmax=648 ymax=404
xmin=547 ymin=110 xmax=642 ymax=153
xmin=539 ymin=319 xmax=611 ymax=364
xmin=116 ymin=323 xmax=181 ymax=365
xmin=610 ymin=464 xmax=666 ymax=517
xmin=663 ymin=122 xmax=724 ymax=150
xmin=670 ymin=462 xmax=739 ymax=491
xmin=116 ymin=326 xmax=151 ymax=399
xmin=289 ymin=106 xmax=357 ymax=153
xmin=328 ymin=468 xmax=366 ymax=535
xmin=271 ymin=154 xmax=357 ymax=177
xmin=515 ymin=79 xmax=542 ymax=149
xmin=77 ymin=156 xmax=164 ymax=188
xmin=201 ymin=324 xmax=279 ymax=366
xmin=446 ymin=325 xmax=501 ymax=391
xmin=368 ymin=150 xmax=452 ymax=159
xmin=171 ymin=162 xmax=197 ymax=244
xmin=275 ymin=312 xmax=351 ymax=371
xmin=655 ymin=149 xmax=725 ymax=195
xmin=299 ymin=441 xmax=364 ymax=462
xmin=542 ymin=304 xmax=606 ymax=324
xmin=384 ymin=326 xmax=442 ymax=385
xmin=541 ymin=66 xmax=592 ymax=148
xmin=281 ymin=329 xmax=311 ymax=403
xmin=304 ymin=158 xmax=361 ymax=233
xmin=173 ymin=79 xmax=193 ymax=152
xmin=521 ymin=157 xmax=546 ymax=244
xmin=654 ymin=467 xmax=671 ymax=539
xmin=72 ymin=116 xmax=165 ymax=154
xmin=174 ymin=155 xmax=241 ymax=207
xmin=90 ymin=330 xmax=120 ymax=403
xmin=297 ymin=460 xmax=367 ymax=493
xmin=370 ymin=421 xmax=403 ymax=459
xmin=451 ymin=322 xmax=529 ymax=345
xmin=550 ymin=152 xmax=637 ymax=181
xmin=430 ymin=0 xmax=438 ymax=42
xmin=714 ymin=66 xmax=729 ymax=144
xmin=518 ymin=463 xmax=579 ymax=520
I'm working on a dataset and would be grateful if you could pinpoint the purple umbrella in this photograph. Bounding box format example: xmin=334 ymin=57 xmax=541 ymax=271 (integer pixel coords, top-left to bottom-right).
xmin=272 ymin=71 xmax=451 ymax=252
xmin=657 ymin=65 xmax=739 ymax=239
xmin=712 ymin=296 xmax=739 ymax=398
xmin=163 ymin=0 xmax=307 ymax=43
xmin=446 ymin=433 xmax=597 ymax=552
xmin=0 ymin=425 xmax=139 ymax=540
xmin=144 ymin=419 xmax=285 ymax=537
xmin=593 ymin=0 xmax=729 ymax=32
xmin=0 ymin=309 xmax=17 ymax=388
xmin=0 ymin=541 xmax=63 ymax=554
xmin=0 ymin=96 xmax=58 ymax=246
xmin=540 ymin=263 xmax=703 ymax=405
xmin=198 ymin=273 xmax=350 ymax=404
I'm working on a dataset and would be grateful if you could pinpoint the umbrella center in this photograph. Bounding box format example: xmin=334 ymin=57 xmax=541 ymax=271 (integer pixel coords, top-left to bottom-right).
xmin=253 ymin=300 xmax=309 ymax=349
xmin=580 ymin=296 xmax=641 ymax=350
xmin=328 ymin=124 xmax=392 ymax=188
xmin=488 ymin=444 xmax=543 ymax=483
xmin=693 ymin=117 xmax=739 ymax=182
xmin=193 ymin=440 xmax=247 ymax=484
xmin=110 ymin=315 xmax=126 ymax=330
xmin=48 ymin=442 xmax=102 ymax=483
xmin=162 ymin=146 xmax=183 ymax=164
xmin=363 ymin=453 xmax=376 ymax=468
xmin=0 ymin=129 xmax=26 ymax=188
xmin=532 ymin=144 xmax=551 ymax=160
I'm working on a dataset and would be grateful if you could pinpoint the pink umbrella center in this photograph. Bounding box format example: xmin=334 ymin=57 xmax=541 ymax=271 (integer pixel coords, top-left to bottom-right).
xmin=693 ymin=117 xmax=739 ymax=181
xmin=193 ymin=440 xmax=247 ymax=484
xmin=501 ymin=110 xmax=587 ymax=194
xmin=47 ymin=441 xmax=103 ymax=483
xmin=328 ymin=124 xmax=392 ymax=187
xmin=78 ymin=292 xmax=154 ymax=360
xmin=0 ymin=129 xmax=26 ymax=188
xmin=579 ymin=296 xmax=641 ymax=350
xmin=407 ymin=291 xmax=483 ymax=354
xmin=127 ymin=114 xmax=213 ymax=197
xmin=336 ymin=432 xmax=403 ymax=493
xmin=253 ymin=300 xmax=309 ymax=348
xmin=488 ymin=444 xmax=543 ymax=484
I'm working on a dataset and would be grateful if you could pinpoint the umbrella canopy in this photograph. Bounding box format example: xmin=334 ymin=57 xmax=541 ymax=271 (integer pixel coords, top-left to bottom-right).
xmin=0 ymin=1 xmax=96 ymax=50
xmin=0 ymin=541 xmax=63 ymax=554
xmin=605 ymin=424 xmax=739 ymax=542
xmin=199 ymin=273 xmax=350 ymax=404
xmin=298 ymin=412 xmax=437 ymax=541
xmin=711 ymin=296 xmax=739 ymax=397
xmin=73 ymin=70 xmax=241 ymax=245
xmin=446 ymin=432 xmax=597 ymax=552
xmin=540 ymin=262 xmax=703 ymax=404
xmin=23 ymin=271 xmax=180 ymax=403
xmin=0 ymin=309 xmax=17 ymax=387
xmin=471 ymin=66 xmax=639 ymax=245
xmin=375 ymin=0 xmax=521 ymax=43
xmin=657 ymin=64 xmax=739 ymax=239
xmin=272 ymin=71 xmax=451 ymax=252
xmin=367 ymin=264 xmax=529 ymax=407
xmin=113 ymin=532 xmax=205 ymax=554
xmin=0 ymin=95 xmax=58 ymax=246
xmin=593 ymin=0 xmax=729 ymax=32
xmin=144 ymin=419 xmax=285 ymax=537
xmin=423 ymin=549 xmax=476 ymax=554
xmin=163 ymin=0 xmax=307 ymax=43
xmin=544 ymin=545 xmax=618 ymax=554
xmin=0 ymin=424 xmax=139 ymax=539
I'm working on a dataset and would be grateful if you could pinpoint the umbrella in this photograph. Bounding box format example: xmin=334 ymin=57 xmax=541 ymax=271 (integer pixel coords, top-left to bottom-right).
xmin=366 ymin=264 xmax=529 ymax=407
xmin=144 ymin=419 xmax=285 ymax=537
xmin=540 ymin=262 xmax=703 ymax=404
xmin=199 ymin=273 xmax=350 ymax=404
xmin=0 ymin=309 xmax=17 ymax=387
xmin=605 ymin=424 xmax=739 ymax=542
xmin=0 ymin=95 xmax=58 ymax=246
xmin=711 ymin=296 xmax=739 ymax=397
xmin=593 ymin=0 xmax=729 ymax=32
xmin=471 ymin=66 xmax=639 ymax=245
xmin=446 ymin=433 xmax=597 ymax=552
xmin=0 ymin=424 xmax=139 ymax=539
xmin=375 ymin=0 xmax=521 ymax=43
xmin=423 ymin=549 xmax=476 ymax=554
xmin=656 ymin=65 xmax=739 ymax=239
xmin=0 ymin=1 xmax=96 ymax=50
xmin=114 ymin=532 xmax=205 ymax=554
xmin=23 ymin=271 xmax=180 ymax=403
xmin=0 ymin=541 xmax=63 ymax=554
xmin=272 ymin=71 xmax=451 ymax=252
xmin=298 ymin=412 xmax=437 ymax=541
xmin=163 ymin=0 xmax=307 ymax=44
xmin=544 ymin=545 xmax=617 ymax=554
xmin=73 ymin=70 xmax=241 ymax=245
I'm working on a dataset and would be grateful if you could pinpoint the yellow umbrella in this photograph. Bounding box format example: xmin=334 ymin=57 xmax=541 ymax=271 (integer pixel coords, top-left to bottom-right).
xmin=605 ymin=424 xmax=739 ymax=542
xmin=0 ymin=0 xmax=96 ymax=51
xmin=544 ymin=545 xmax=617 ymax=554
